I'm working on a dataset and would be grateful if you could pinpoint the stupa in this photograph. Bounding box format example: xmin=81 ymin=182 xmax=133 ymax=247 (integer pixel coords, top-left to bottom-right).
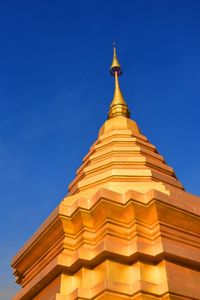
xmin=12 ymin=46 xmax=200 ymax=300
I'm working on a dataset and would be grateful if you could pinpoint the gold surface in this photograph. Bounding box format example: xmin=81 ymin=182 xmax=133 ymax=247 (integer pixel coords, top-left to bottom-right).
xmin=108 ymin=71 xmax=130 ymax=119
xmin=110 ymin=46 xmax=121 ymax=74
xmin=108 ymin=46 xmax=130 ymax=119
xmin=12 ymin=188 xmax=200 ymax=299
xmin=11 ymin=48 xmax=200 ymax=300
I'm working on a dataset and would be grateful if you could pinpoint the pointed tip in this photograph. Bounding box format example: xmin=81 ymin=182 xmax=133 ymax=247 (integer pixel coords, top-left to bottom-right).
xmin=110 ymin=43 xmax=122 ymax=76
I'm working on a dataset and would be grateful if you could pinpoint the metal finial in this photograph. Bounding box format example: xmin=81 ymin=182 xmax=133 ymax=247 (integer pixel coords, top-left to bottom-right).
xmin=110 ymin=43 xmax=122 ymax=76
xmin=108 ymin=44 xmax=130 ymax=119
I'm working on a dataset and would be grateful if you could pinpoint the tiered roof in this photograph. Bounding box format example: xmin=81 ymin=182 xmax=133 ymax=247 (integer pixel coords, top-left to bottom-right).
xmin=11 ymin=46 xmax=200 ymax=300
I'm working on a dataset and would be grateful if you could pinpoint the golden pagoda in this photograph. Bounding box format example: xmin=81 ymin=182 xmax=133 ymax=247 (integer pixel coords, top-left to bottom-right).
xmin=11 ymin=46 xmax=200 ymax=300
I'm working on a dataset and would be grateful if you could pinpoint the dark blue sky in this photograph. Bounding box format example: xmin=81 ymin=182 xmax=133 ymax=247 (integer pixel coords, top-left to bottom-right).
xmin=1 ymin=1 xmax=200 ymax=298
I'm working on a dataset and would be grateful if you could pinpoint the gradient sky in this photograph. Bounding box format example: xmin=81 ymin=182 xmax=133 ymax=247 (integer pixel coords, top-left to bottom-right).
xmin=1 ymin=1 xmax=200 ymax=298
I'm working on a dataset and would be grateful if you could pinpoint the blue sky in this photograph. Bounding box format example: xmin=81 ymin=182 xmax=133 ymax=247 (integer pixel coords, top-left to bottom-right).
xmin=0 ymin=0 xmax=200 ymax=298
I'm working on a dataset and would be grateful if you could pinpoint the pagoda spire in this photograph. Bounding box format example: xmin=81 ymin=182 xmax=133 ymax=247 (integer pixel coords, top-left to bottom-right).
xmin=108 ymin=43 xmax=130 ymax=119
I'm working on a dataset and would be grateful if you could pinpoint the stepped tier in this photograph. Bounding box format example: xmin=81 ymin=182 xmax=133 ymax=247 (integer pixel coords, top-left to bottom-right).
xmin=12 ymin=187 xmax=200 ymax=300
xmin=69 ymin=117 xmax=183 ymax=197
